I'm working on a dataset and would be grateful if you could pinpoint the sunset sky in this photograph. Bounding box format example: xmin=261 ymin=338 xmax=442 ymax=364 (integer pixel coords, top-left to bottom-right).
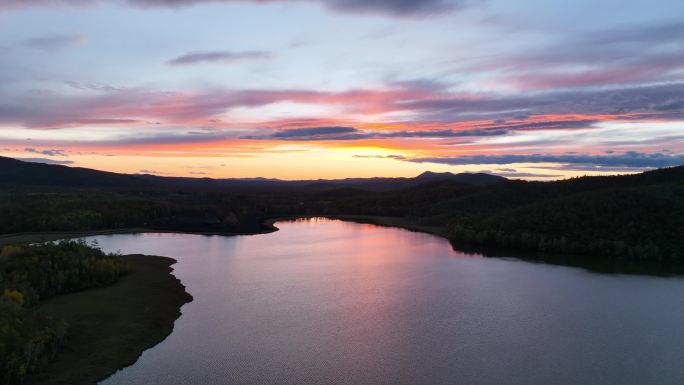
xmin=1 ymin=0 xmax=683 ymax=179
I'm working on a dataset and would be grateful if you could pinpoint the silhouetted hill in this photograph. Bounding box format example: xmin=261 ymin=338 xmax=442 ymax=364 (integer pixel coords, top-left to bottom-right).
xmin=417 ymin=171 xmax=504 ymax=185
xmin=0 ymin=156 xmax=150 ymax=187
xmin=0 ymin=156 xmax=504 ymax=191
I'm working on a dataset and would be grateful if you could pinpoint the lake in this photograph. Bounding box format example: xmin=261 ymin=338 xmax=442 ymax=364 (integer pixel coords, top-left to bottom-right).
xmin=88 ymin=218 xmax=684 ymax=385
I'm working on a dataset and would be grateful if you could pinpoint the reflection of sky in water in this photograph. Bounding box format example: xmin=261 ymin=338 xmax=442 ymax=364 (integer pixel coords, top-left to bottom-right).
xmin=86 ymin=219 xmax=684 ymax=385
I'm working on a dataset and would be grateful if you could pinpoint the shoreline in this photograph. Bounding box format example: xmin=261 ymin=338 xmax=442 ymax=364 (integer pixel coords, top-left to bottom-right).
xmin=267 ymin=215 xmax=684 ymax=276
xmin=0 ymin=215 xmax=443 ymax=247
xmin=4 ymin=214 xmax=683 ymax=286
xmin=264 ymin=214 xmax=450 ymax=238
xmin=0 ymin=226 xmax=280 ymax=247
xmin=26 ymin=254 xmax=193 ymax=385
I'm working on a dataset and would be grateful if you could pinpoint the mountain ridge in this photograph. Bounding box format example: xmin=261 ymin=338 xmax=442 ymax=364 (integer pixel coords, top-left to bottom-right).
xmin=0 ymin=156 xmax=504 ymax=191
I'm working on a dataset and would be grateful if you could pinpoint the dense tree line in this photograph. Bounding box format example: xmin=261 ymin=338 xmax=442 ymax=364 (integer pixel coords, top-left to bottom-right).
xmin=0 ymin=187 xmax=271 ymax=234
xmin=0 ymin=241 xmax=130 ymax=384
xmin=447 ymin=184 xmax=683 ymax=261
xmin=307 ymin=167 xmax=684 ymax=262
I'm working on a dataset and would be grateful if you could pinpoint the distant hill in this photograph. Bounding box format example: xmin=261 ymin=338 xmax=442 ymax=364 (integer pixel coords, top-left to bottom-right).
xmin=0 ymin=156 xmax=149 ymax=187
xmin=416 ymin=171 xmax=504 ymax=185
xmin=0 ymin=156 xmax=505 ymax=191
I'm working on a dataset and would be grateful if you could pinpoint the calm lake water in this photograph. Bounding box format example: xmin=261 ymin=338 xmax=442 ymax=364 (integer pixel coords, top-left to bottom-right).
xmin=88 ymin=218 xmax=684 ymax=385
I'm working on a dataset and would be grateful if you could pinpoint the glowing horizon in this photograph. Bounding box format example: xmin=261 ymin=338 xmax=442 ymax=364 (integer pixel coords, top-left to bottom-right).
xmin=1 ymin=0 xmax=683 ymax=180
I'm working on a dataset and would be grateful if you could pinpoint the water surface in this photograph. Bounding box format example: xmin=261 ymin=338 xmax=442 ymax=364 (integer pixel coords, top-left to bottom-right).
xmin=89 ymin=218 xmax=684 ymax=385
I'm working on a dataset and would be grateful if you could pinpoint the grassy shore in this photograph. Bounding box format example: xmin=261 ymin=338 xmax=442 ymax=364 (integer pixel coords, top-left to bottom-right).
xmin=0 ymin=229 xmax=148 ymax=247
xmin=26 ymin=254 xmax=192 ymax=385
xmin=0 ymin=226 xmax=280 ymax=248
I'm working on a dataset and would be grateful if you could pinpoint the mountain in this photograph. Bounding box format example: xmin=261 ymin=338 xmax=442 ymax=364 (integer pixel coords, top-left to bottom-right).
xmin=416 ymin=171 xmax=504 ymax=185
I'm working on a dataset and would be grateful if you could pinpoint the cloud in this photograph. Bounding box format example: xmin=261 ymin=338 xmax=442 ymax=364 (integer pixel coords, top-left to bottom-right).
xmin=408 ymin=152 xmax=684 ymax=168
xmin=401 ymin=82 xmax=684 ymax=123
xmin=591 ymin=21 xmax=684 ymax=47
xmin=324 ymin=0 xmax=460 ymax=16
xmin=272 ymin=126 xmax=356 ymax=138
xmin=480 ymin=120 xmax=597 ymax=131
xmin=23 ymin=34 xmax=87 ymax=51
xmin=243 ymin=126 xmax=371 ymax=141
xmin=493 ymin=171 xmax=563 ymax=178
xmin=167 ymin=50 xmax=271 ymax=66
xmin=127 ymin=0 xmax=466 ymax=16
xmin=139 ymin=169 xmax=171 ymax=174
xmin=65 ymin=81 xmax=126 ymax=92
xmin=0 ymin=0 xmax=94 ymax=10
xmin=2 ymin=0 xmax=470 ymax=16
xmin=100 ymin=131 xmax=233 ymax=146
xmin=2 ymin=79 xmax=684 ymax=147
xmin=531 ymin=164 xmax=652 ymax=173
xmin=24 ymin=147 xmax=67 ymax=156
xmin=353 ymin=154 xmax=407 ymax=160
xmin=382 ymin=128 xmax=509 ymax=138
xmin=13 ymin=157 xmax=74 ymax=165
xmin=653 ymin=98 xmax=684 ymax=111
xmin=244 ymin=126 xmax=511 ymax=141
xmin=470 ymin=21 xmax=684 ymax=91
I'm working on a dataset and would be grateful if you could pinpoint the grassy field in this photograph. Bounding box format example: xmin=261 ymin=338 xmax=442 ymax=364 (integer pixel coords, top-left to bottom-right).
xmin=26 ymin=254 xmax=193 ymax=385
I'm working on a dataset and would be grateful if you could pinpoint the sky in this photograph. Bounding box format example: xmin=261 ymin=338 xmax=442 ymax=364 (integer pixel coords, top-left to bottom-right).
xmin=0 ymin=0 xmax=683 ymax=180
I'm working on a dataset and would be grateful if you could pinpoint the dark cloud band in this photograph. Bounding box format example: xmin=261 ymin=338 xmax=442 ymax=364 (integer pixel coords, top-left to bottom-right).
xmin=409 ymin=152 xmax=684 ymax=169
xmin=1 ymin=0 xmax=468 ymax=16
xmin=168 ymin=50 xmax=271 ymax=66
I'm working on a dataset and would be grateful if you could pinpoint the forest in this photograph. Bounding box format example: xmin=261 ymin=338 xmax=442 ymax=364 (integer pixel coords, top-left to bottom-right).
xmin=311 ymin=167 xmax=684 ymax=262
xmin=0 ymin=241 xmax=129 ymax=384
